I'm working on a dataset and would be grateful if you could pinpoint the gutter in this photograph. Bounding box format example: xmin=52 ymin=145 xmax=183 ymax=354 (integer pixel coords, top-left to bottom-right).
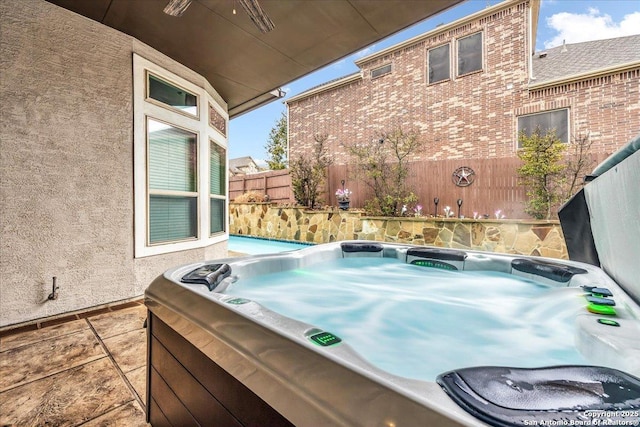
xmin=285 ymin=72 xmax=363 ymax=104
xmin=229 ymin=88 xmax=286 ymax=118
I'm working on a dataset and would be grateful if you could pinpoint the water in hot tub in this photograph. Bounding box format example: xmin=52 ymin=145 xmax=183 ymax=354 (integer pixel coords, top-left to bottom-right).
xmin=223 ymin=257 xmax=588 ymax=381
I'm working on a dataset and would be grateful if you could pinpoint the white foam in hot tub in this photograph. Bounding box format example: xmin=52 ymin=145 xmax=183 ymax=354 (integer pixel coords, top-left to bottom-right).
xmin=222 ymin=257 xmax=589 ymax=380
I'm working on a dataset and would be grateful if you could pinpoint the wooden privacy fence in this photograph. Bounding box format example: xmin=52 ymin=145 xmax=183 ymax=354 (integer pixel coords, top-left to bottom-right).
xmin=328 ymin=158 xmax=528 ymax=218
xmin=230 ymin=154 xmax=608 ymax=218
xmin=229 ymin=169 xmax=294 ymax=203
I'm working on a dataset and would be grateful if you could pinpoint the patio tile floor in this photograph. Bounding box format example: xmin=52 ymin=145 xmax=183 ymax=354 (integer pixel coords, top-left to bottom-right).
xmin=0 ymin=301 xmax=149 ymax=426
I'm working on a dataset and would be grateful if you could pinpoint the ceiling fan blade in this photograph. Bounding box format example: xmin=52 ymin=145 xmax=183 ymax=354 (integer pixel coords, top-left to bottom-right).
xmin=163 ymin=0 xmax=274 ymax=34
xmin=238 ymin=0 xmax=275 ymax=33
xmin=163 ymin=0 xmax=192 ymax=17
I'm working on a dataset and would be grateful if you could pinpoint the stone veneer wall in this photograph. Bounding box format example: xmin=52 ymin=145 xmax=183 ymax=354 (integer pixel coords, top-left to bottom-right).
xmin=230 ymin=203 xmax=568 ymax=259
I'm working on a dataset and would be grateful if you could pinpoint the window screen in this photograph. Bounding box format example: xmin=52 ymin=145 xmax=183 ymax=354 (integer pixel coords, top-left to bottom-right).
xmin=457 ymin=32 xmax=483 ymax=76
xmin=428 ymin=44 xmax=450 ymax=84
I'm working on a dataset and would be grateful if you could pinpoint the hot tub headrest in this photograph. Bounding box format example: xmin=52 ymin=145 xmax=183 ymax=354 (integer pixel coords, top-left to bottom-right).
xmin=511 ymin=258 xmax=587 ymax=283
xmin=437 ymin=365 xmax=640 ymax=427
xmin=406 ymin=248 xmax=467 ymax=262
xmin=341 ymin=242 xmax=383 ymax=253
xmin=181 ymin=263 xmax=232 ymax=291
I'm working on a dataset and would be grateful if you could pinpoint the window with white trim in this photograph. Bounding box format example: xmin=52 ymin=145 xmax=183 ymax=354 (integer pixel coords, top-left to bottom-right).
xmin=517 ymin=109 xmax=569 ymax=148
xmin=209 ymin=140 xmax=226 ymax=235
xmin=134 ymin=54 xmax=228 ymax=257
xmin=148 ymin=119 xmax=198 ymax=244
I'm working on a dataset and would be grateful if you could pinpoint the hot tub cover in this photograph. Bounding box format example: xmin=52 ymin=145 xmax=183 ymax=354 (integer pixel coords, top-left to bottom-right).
xmin=437 ymin=365 xmax=640 ymax=427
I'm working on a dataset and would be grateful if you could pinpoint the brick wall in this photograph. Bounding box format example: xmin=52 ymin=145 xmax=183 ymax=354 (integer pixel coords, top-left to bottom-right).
xmin=287 ymin=0 xmax=639 ymax=165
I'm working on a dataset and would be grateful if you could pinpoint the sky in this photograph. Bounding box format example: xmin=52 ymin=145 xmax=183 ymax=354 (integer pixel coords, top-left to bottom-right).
xmin=228 ymin=0 xmax=640 ymax=162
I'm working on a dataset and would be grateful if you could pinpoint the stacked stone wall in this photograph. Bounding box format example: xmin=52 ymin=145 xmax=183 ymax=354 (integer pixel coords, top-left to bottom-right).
xmin=230 ymin=203 xmax=567 ymax=259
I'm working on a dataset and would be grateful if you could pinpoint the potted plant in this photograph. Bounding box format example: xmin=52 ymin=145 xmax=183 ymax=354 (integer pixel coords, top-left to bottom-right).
xmin=335 ymin=188 xmax=352 ymax=210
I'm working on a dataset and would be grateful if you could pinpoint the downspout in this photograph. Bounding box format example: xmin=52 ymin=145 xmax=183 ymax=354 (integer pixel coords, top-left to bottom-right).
xmin=285 ymin=102 xmax=290 ymax=167
xmin=528 ymin=4 xmax=534 ymax=82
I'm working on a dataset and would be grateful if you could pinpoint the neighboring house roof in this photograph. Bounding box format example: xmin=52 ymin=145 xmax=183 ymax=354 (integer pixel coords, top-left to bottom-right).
xmin=230 ymin=156 xmax=256 ymax=167
xmin=532 ymin=34 xmax=640 ymax=86
xmin=229 ymin=156 xmax=258 ymax=174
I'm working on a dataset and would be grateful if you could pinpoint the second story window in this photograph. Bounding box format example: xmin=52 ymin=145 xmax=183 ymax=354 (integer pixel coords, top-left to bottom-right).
xmin=457 ymin=32 xmax=483 ymax=76
xmin=428 ymin=44 xmax=450 ymax=84
xmin=371 ymin=64 xmax=392 ymax=79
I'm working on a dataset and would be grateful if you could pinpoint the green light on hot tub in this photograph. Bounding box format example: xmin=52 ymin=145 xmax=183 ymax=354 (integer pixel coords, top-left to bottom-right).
xmin=226 ymin=298 xmax=250 ymax=305
xmin=309 ymin=331 xmax=342 ymax=347
xmin=411 ymin=259 xmax=457 ymax=270
xmin=586 ymin=303 xmax=616 ymax=316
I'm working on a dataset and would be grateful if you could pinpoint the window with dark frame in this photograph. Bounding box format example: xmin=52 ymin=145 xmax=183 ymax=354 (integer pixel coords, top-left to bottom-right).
xmin=457 ymin=32 xmax=483 ymax=76
xmin=517 ymin=109 xmax=570 ymax=148
xmin=428 ymin=44 xmax=450 ymax=84
xmin=371 ymin=64 xmax=392 ymax=79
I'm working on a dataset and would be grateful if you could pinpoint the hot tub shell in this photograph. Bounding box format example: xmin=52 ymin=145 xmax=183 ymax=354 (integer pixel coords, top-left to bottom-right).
xmin=145 ymin=242 xmax=640 ymax=426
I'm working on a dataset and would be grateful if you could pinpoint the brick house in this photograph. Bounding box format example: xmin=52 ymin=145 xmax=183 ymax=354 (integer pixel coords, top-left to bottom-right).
xmin=285 ymin=0 xmax=640 ymax=217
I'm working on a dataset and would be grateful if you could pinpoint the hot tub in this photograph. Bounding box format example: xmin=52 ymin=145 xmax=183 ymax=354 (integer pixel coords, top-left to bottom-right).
xmin=145 ymin=136 xmax=640 ymax=426
xmin=145 ymin=242 xmax=640 ymax=426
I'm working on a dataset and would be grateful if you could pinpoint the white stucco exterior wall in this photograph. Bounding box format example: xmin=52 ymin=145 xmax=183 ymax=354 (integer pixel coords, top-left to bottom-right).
xmin=0 ymin=0 xmax=228 ymax=327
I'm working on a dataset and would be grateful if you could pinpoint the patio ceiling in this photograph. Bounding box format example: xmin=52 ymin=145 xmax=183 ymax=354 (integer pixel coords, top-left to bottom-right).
xmin=45 ymin=0 xmax=464 ymax=117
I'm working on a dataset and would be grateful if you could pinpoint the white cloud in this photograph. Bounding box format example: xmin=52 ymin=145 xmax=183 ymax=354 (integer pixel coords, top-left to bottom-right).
xmin=543 ymin=8 xmax=640 ymax=49
xmin=330 ymin=59 xmax=347 ymax=69
xmin=355 ymin=45 xmax=376 ymax=58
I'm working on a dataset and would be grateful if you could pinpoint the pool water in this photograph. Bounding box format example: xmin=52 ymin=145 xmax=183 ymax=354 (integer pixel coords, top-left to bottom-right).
xmin=224 ymin=257 xmax=588 ymax=381
xmin=228 ymin=235 xmax=311 ymax=255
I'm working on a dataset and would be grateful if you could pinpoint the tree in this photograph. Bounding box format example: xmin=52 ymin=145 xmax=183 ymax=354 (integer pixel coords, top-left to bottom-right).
xmin=563 ymin=132 xmax=595 ymax=201
xmin=290 ymin=133 xmax=332 ymax=208
xmin=517 ymin=128 xmax=567 ymax=219
xmin=345 ymin=127 xmax=422 ymax=216
xmin=265 ymin=112 xmax=287 ymax=170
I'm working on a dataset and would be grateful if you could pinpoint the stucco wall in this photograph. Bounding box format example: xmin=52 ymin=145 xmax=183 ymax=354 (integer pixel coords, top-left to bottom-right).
xmin=229 ymin=203 xmax=568 ymax=259
xmin=0 ymin=0 xmax=227 ymax=327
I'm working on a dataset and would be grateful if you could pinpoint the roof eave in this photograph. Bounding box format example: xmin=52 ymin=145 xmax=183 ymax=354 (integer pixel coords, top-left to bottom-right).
xmin=285 ymin=73 xmax=363 ymax=104
xmin=354 ymin=0 xmax=526 ymax=66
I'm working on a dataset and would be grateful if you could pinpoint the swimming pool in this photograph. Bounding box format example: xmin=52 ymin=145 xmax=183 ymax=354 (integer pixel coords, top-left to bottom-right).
xmin=228 ymin=235 xmax=311 ymax=254
xmin=145 ymin=241 xmax=640 ymax=426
